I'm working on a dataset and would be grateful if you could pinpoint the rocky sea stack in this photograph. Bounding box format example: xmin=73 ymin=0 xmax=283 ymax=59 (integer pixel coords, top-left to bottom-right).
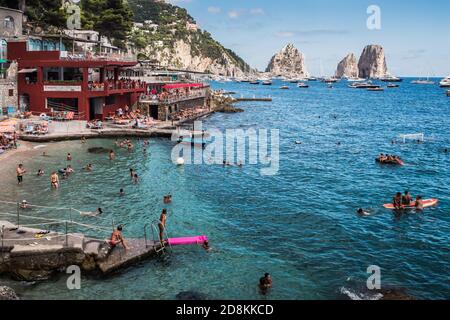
xmin=266 ymin=43 xmax=309 ymax=78
xmin=335 ymin=53 xmax=359 ymax=78
xmin=358 ymin=45 xmax=388 ymax=79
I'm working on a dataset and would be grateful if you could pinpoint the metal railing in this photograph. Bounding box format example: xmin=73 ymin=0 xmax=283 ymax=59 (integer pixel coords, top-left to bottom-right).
xmin=0 ymin=201 xmax=116 ymax=251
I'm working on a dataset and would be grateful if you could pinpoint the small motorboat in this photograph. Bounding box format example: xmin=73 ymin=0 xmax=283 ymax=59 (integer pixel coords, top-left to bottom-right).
xmin=280 ymin=85 xmax=290 ymax=90
xmin=411 ymin=79 xmax=435 ymax=85
xmin=387 ymin=83 xmax=400 ymax=88
xmin=297 ymin=82 xmax=309 ymax=88
xmin=367 ymin=87 xmax=384 ymax=91
xmin=439 ymin=76 xmax=450 ymax=87
xmin=262 ymin=80 xmax=272 ymax=85
xmin=380 ymin=75 xmax=402 ymax=82
xmin=250 ymin=80 xmax=260 ymax=85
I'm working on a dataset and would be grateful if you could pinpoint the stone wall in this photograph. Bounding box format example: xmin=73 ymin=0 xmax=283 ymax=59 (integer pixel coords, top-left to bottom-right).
xmin=0 ymin=7 xmax=23 ymax=38
xmin=0 ymin=62 xmax=18 ymax=115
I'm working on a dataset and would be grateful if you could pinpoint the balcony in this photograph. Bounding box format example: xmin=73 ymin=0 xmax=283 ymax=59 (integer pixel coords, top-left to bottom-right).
xmin=140 ymin=89 xmax=207 ymax=105
xmin=88 ymin=80 xmax=146 ymax=95
xmin=60 ymin=51 xmax=137 ymax=63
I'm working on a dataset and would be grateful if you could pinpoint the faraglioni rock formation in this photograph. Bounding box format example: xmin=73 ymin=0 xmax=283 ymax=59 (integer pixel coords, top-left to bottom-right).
xmin=358 ymin=45 xmax=388 ymax=79
xmin=335 ymin=53 xmax=359 ymax=78
xmin=266 ymin=43 xmax=309 ymax=78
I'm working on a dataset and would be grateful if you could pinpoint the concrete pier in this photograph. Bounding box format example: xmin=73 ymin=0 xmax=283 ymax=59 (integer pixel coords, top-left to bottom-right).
xmin=0 ymin=220 xmax=162 ymax=280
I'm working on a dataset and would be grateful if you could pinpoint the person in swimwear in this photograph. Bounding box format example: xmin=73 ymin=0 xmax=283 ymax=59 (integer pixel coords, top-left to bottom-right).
xmin=81 ymin=136 xmax=86 ymax=144
xmin=67 ymin=153 xmax=72 ymax=161
xmin=16 ymin=164 xmax=26 ymax=185
xmin=20 ymin=200 xmax=29 ymax=209
xmin=109 ymin=225 xmax=129 ymax=250
xmin=37 ymin=168 xmax=44 ymax=176
xmin=159 ymin=209 xmax=167 ymax=242
xmin=133 ymin=173 xmax=139 ymax=184
xmin=415 ymin=196 xmax=424 ymax=211
xmin=85 ymin=164 xmax=93 ymax=171
xmin=109 ymin=150 xmax=115 ymax=160
xmin=127 ymin=143 xmax=133 ymax=152
xmin=402 ymin=190 xmax=413 ymax=206
xmin=393 ymin=192 xmax=403 ymax=210
xmin=202 ymin=240 xmax=212 ymax=252
xmin=119 ymin=188 xmax=125 ymax=196
xmin=50 ymin=172 xmax=59 ymax=189
xmin=66 ymin=165 xmax=74 ymax=174
xmin=259 ymin=273 xmax=273 ymax=295
xmin=129 ymin=168 xmax=134 ymax=178
xmin=163 ymin=194 xmax=172 ymax=204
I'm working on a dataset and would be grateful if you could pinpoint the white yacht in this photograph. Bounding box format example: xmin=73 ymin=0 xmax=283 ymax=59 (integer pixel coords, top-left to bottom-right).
xmin=347 ymin=77 xmax=366 ymax=82
xmin=439 ymin=76 xmax=450 ymax=87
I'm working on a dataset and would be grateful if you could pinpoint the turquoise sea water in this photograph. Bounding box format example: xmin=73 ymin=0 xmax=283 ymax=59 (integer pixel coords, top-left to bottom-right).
xmin=0 ymin=79 xmax=449 ymax=300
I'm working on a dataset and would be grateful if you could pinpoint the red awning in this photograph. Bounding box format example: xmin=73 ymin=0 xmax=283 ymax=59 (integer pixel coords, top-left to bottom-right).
xmin=162 ymin=83 xmax=204 ymax=89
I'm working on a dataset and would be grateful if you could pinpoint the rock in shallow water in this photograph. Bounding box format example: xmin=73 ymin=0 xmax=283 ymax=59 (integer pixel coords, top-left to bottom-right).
xmin=88 ymin=147 xmax=110 ymax=154
xmin=0 ymin=286 xmax=19 ymax=300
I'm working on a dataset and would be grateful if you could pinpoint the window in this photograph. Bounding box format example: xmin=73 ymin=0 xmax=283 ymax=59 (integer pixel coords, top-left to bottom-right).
xmin=9 ymin=89 xmax=14 ymax=96
xmin=0 ymin=39 xmax=6 ymax=60
xmin=4 ymin=16 xmax=15 ymax=30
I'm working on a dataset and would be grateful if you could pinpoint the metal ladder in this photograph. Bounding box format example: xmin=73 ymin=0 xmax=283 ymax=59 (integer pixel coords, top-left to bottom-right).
xmin=144 ymin=220 xmax=172 ymax=254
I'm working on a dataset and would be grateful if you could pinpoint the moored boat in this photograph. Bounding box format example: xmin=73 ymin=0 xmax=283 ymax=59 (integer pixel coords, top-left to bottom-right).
xmin=280 ymin=85 xmax=290 ymax=90
xmin=439 ymin=76 xmax=450 ymax=87
xmin=380 ymin=74 xmax=402 ymax=82
xmin=297 ymin=82 xmax=309 ymax=88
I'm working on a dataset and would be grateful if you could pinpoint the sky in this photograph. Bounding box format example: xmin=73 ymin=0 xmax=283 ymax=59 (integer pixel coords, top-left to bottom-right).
xmin=167 ymin=0 xmax=450 ymax=76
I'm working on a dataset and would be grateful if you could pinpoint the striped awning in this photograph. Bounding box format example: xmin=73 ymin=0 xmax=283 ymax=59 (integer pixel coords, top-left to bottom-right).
xmin=18 ymin=68 xmax=37 ymax=74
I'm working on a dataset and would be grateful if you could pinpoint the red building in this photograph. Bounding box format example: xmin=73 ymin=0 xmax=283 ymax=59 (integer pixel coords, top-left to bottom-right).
xmin=7 ymin=40 xmax=146 ymax=120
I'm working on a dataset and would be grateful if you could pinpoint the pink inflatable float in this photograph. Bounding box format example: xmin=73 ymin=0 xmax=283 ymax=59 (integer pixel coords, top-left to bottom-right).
xmin=168 ymin=236 xmax=208 ymax=246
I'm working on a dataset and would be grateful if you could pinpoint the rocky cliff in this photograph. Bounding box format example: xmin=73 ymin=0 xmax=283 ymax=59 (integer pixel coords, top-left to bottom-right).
xmin=358 ymin=45 xmax=388 ymax=79
xmin=265 ymin=44 xmax=309 ymax=78
xmin=335 ymin=53 xmax=359 ymax=78
xmin=128 ymin=0 xmax=253 ymax=76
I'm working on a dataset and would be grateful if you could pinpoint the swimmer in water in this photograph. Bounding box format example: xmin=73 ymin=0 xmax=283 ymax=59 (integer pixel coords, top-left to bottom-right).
xmin=20 ymin=200 xmax=29 ymax=209
xmin=109 ymin=150 xmax=115 ymax=160
xmin=202 ymin=240 xmax=212 ymax=252
xmin=259 ymin=273 xmax=273 ymax=295
xmin=85 ymin=164 xmax=93 ymax=171
xmin=50 ymin=172 xmax=59 ymax=189
xmin=37 ymin=169 xmax=44 ymax=176
xmin=119 ymin=188 xmax=125 ymax=197
xmin=66 ymin=165 xmax=74 ymax=174
xmin=67 ymin=153 xmax=72 ymax=161
xmin=133 ymin=173 xmax=139 ymax=184
xmin=80 ymin=208 xmax=103 ymax=217
xmin=357 ymin=208 xmax=370 ymax=216
xmin=163 ymin=194 xmax=172 ymax=204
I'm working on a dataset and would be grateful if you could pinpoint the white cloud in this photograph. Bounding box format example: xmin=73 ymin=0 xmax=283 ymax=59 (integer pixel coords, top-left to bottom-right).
xmin=228 ymin=10 xmax=243 ymax=19
xmin=250 ymin=8 xmax=265 ymax=16
xmin=208 ymin=6 xmax=221 ymax=14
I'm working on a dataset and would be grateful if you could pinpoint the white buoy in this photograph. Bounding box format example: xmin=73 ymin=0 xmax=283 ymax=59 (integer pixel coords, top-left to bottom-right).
xmin=177 ymin=157 xmax=185 ymax=166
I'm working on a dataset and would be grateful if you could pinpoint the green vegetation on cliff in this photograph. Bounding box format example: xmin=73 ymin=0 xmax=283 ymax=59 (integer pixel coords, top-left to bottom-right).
xmin=128 ymin=0 xmax=251 ymax=73
xmin=0 ymin=0 xmax=251 ymax=72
